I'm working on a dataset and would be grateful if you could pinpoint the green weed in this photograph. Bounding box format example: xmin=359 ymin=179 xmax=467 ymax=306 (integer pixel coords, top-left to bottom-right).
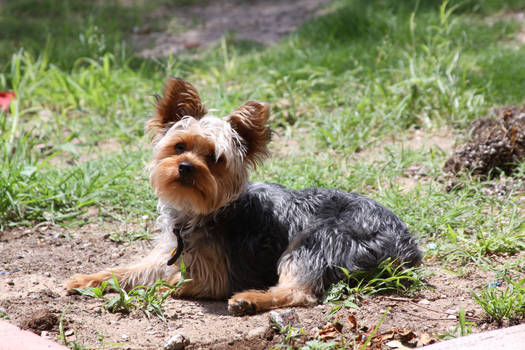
xmin=437 ymin=309 xmax=476 ymax=340
xmin=471 ymin=277 xmax=525 ymax=324
xmin=323 ymin=259 xmax=425 ymax=308
xmin=272 ymin=325 xmax=307 ymax=350
xmin=76 ymin=263 xmax=189 ymax=321
xmin=57 ymin=306 xmax=88 ymax=350
xmin=0 ymin=309 xmax=9 ymax=320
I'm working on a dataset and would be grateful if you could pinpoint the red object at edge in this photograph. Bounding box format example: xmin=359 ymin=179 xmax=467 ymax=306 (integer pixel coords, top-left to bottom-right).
xmin=0 ymin=91 xmax=16 ymax=111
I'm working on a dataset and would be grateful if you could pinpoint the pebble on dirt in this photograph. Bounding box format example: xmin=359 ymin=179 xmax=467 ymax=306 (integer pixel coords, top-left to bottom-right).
xmin=164 ymin=333 xmax=190 ymax=350
xmin=268 ymin=308 xmax=300 ymax=331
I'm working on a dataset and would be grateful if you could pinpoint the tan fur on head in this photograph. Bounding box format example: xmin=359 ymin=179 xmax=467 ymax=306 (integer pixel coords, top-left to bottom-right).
xmin=147 ymin=80 xmax=272 ymax=215
xmin=147 ymin=77 xmax=207 ymax=141
xmin=148 ymin=116 xmax=250 ymax=215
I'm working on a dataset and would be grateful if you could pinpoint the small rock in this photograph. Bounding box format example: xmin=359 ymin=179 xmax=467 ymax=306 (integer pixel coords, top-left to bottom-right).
xmin=445 ymin=309 xmax=456 ymax=315
xmin=65 ymin=329 xmax=74 ymax=337
xmin=44 ymin=272 xmax=51 ymax=277
xmin=248 ymin=326 xmax=268 ymax=338
xmin=7 ymin=280 xmax=14 ymax=286
xmin=121 ymin=334 xmax=129 ymax=341
xmin=164 ymin=333 xmax=190 ymax=350
xmin=447 ymin=314 xmax=457 ymax=319
xmin=196 ymin=311 xmax=204 ymax=316
xmin=268 ymin=309 xmax=299 ymax=330
xmin=93 ymin=307 xmax=103 ymax=314
xmin=40 ymin=330 xmax=51 ymax=339
xmin=418 ymin=299 xmax=430 ymax=305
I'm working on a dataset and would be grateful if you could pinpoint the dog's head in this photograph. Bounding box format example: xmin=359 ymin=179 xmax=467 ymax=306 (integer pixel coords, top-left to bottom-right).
xmin=147 ymin=77 xmax=271 ymax=215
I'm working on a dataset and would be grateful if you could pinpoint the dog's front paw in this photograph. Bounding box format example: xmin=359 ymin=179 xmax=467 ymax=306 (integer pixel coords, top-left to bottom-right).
xmin=64 ymin=272 xmax=111 ymax=294
xmin=228 ymin=297 xmax=256 ymax=316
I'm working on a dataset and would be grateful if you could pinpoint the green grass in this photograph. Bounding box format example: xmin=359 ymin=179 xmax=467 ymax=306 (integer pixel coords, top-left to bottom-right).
xmin=1 ymin=0 xmax=524 ymax=336
xmin=323 ymin=259 xmax=425 ymax=314
xmin=437 ymin=309 xmax=476 ymax=340
xmin=471 ymin=277 xmax=525 ymax=324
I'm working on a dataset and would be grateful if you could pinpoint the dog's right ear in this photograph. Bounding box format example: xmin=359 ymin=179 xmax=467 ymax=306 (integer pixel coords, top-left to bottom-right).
xmin=226 ymin=101 xmax=271 ymax=167
xmin=147 ymin=77 xmax=207 ymax=138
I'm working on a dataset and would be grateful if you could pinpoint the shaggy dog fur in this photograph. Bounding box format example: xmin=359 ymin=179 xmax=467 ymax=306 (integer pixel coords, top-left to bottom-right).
xmin=66 ymin=78 xmax=422 ymax=315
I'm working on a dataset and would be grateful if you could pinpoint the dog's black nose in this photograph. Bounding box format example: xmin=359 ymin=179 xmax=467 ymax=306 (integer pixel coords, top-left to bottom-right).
xmin=178 ymin=162 xmax=195 ymax=177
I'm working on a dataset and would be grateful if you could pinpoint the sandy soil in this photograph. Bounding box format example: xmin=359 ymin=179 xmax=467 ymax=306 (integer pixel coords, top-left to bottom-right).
xmin=2 ymin=221 xmax=520 ymax=349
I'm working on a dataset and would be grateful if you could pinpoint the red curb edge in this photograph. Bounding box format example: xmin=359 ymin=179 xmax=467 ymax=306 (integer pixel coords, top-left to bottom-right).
xmin=0 ymin=320 xmax=68 ymax=350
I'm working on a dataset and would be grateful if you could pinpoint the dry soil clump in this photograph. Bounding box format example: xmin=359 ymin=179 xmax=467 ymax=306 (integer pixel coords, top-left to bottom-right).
xmin=444 ymin=106 xmax=525 ymax=177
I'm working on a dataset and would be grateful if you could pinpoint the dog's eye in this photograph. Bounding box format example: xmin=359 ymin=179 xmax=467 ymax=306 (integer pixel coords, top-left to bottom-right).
xmin=174 ymin=143 xmax=186 ymax=154
xmin=208 ymin=153 xmax=224 ymax=164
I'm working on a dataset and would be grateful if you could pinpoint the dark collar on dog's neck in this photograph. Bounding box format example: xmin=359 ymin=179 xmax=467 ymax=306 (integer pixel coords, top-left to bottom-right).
xmin=166 ymin=226 xmax=184 ymax=266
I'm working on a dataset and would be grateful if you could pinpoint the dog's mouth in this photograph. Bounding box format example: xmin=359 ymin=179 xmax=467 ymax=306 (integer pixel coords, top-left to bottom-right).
xmin=173 ymin=176 xmax=209 ymax=203
xmin=175 ymin=176 xmax=196 ymax=187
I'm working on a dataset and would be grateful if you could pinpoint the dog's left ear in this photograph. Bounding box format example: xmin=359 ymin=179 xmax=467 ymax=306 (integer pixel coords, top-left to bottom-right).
xmin=226 ymin=101 xmax=271 ymax=166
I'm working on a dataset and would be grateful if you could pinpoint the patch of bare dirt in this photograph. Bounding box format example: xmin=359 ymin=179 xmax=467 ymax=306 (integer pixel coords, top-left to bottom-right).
xmin=1 ymin=222 xmax=515 ymax=349
xmin=132 ymin=0 xmax=332 ymax=58
xmin=444 ymin=106 xmax=525 ymax=177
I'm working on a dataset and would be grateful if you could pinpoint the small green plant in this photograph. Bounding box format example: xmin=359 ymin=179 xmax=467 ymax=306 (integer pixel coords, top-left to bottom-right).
xmin=104 ymin=276 xmax=135 ymax=314
xmin=57 ymin=305 xmax=88 ymax=350
xmin=437 ymin=309 xmax=475 ymax=340
xmin=0 ymin=309 xmax=9 ymax=320
xmin=76 ymin=260 xmax=189 ymax=320
xmin=323 ymin=258 xmax=425 ymax=308
xmin=471 ymin=277 xmax=525 ymax=325
xmin=359 ymin=308 xmax=390 ymax=350
xmin=272 ymin=325 xmax=307 ymax=350
xmin=300 ymin=339 xmax=339 ymax=350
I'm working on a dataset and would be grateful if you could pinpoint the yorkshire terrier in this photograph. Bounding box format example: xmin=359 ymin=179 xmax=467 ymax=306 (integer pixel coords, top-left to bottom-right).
xmin=66 ymin=78 xmax=422 ymax=315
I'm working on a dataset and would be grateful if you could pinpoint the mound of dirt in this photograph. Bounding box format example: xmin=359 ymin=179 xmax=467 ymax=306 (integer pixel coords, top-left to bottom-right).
xmin=19 ymin=308 xmax=58 ymax=334
xmin=444 ymin=106 xmax=525 ymax=177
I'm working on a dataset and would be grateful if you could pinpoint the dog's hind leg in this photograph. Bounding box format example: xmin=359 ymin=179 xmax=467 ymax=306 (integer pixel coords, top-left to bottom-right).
xmin=65 ymin=248 xmax=180 ymax=293
xmin=227 ymin=258 xmax=318 ymax=316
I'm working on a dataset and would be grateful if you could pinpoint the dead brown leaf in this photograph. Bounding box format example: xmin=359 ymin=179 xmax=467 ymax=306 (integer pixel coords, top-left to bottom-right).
xmin=419 ymin=332 xmax=437 ymax=346
xmin=348 ymin=314 xmax=357 ymax=332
